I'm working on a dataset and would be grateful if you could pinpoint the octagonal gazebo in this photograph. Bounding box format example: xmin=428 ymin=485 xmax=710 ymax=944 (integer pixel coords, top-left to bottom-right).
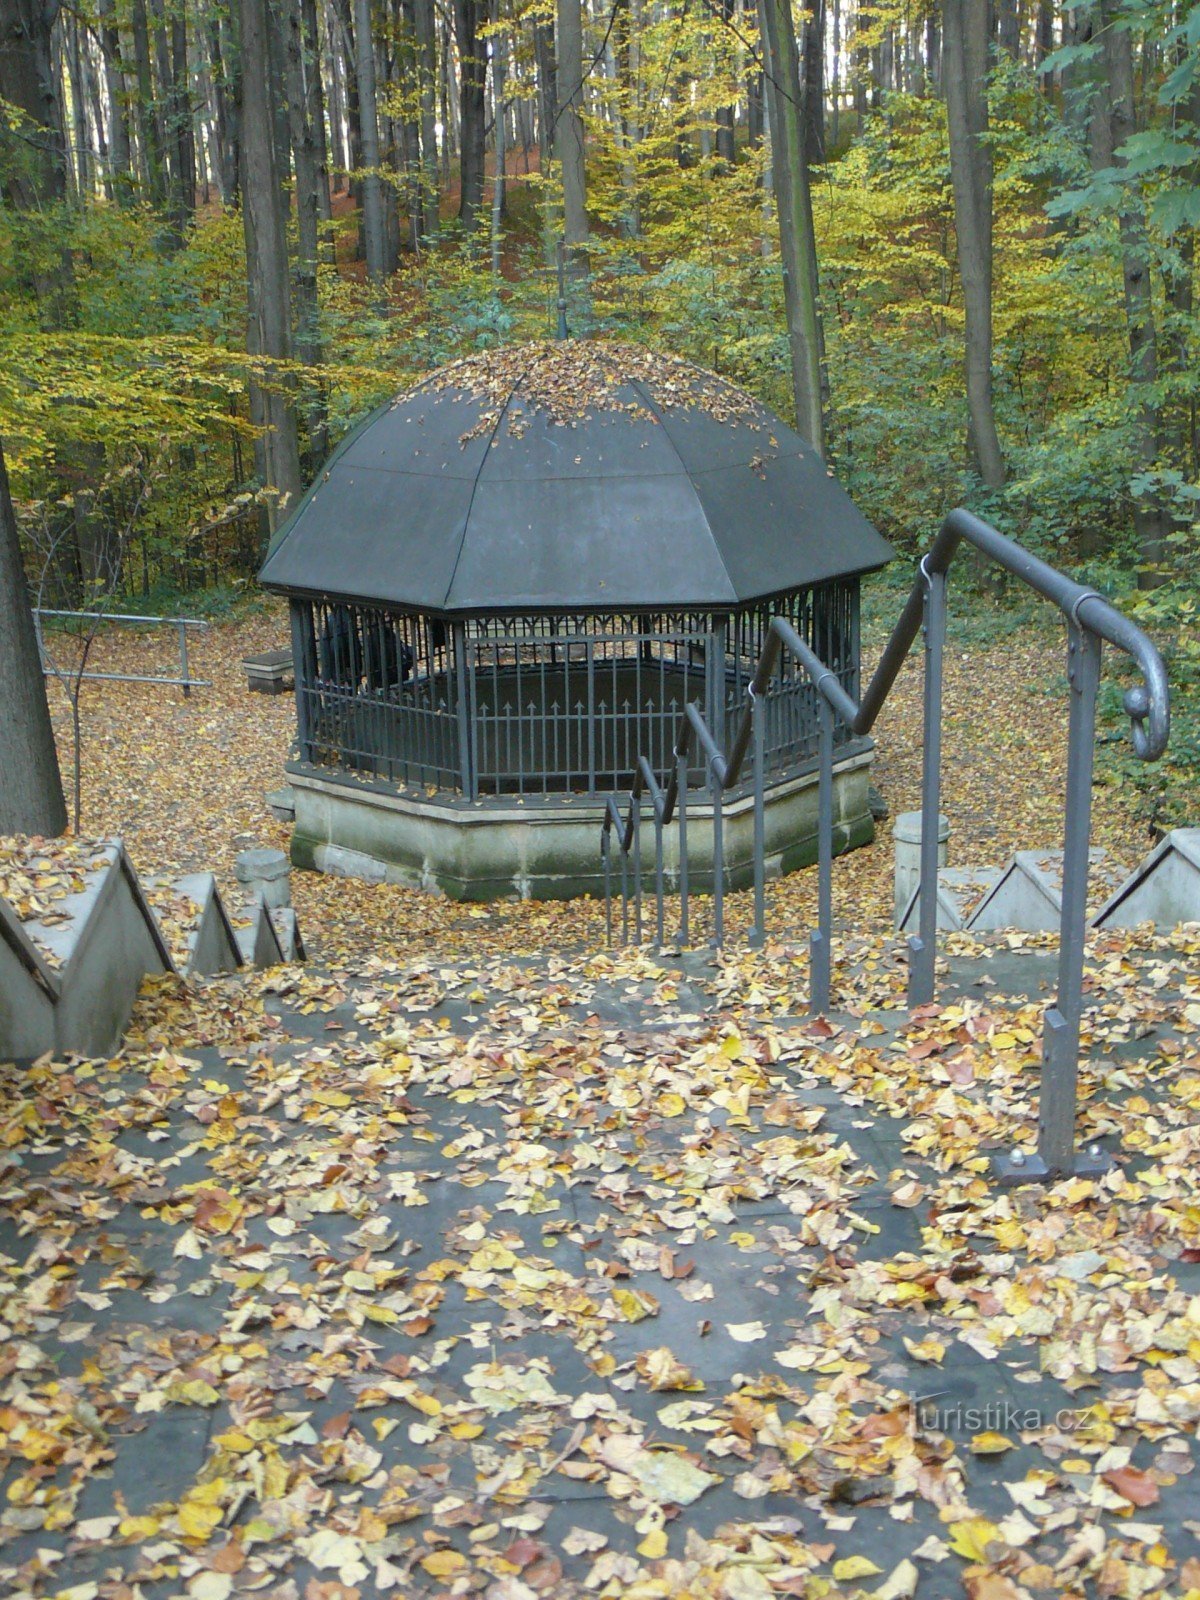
xmin=260 ymin=341 xmax=892 ymax=899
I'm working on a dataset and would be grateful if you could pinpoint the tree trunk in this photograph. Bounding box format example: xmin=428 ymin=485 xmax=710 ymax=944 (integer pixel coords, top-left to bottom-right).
xmin=758 ymin=0 xmax=825 ymax=453
xmin=943 ymin=0 xmax=1005 ymax=489
xmin=285 ymin=0 xmax=329 ymax=459
xmin=715 ymin=0 xmax=736 ymax=167
xmin=534 ymin=16 xmax=557 ymax=161
xmin=996 ymin=0 xmax=1020 ymax=58
xmin=206 ymin=8 xmax=240 ymax=205
xmin=1101 ymin=0 xmax=1166 ymax=584
xmin=455 ymin=0 xmax=486 ymax=230
xmin=331 ymin=0 xmax=363 ymax=207
xmin=66 ymin=8 xmax=90 ymax=197
xmin=325 ymin=0 xmax=347 ymax=189
xmin=352 ymin=0 xmax=390 ymax=281
xmin=556 ymin=0 xmax=587 ymax=256
xmin=240 ymin=0 xmax=303 ymax=541
xmin=301 ymin=0 xmax=333 ymax=229
xmin=413 ymin=0 xmax=439 ymax=232
xmin=97 ymin=0 xmax=133 ymax=198
xmin=802 ymin=0 xmax=825 ymax=165
xmin=0 ymin=0 xmax=78 ymax=324
xmin=170 ymin=6 xmax=196 ymax=229
xmin=491 ymin=16 xmax=506 ymax=274
xmin=0 ymin=442 xmax=67 ymax=837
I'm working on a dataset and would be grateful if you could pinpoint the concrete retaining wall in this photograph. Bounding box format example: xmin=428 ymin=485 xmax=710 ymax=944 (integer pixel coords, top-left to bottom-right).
xmin=287 ymin=744 xmax=877 ymax=900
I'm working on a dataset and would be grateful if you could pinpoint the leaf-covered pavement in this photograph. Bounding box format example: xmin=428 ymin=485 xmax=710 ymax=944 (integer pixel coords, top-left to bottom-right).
xmin=3 ymin=931 xmax=1200 ymax=1600
xmin=5 ymin=606 xmax=1198 ymax=1597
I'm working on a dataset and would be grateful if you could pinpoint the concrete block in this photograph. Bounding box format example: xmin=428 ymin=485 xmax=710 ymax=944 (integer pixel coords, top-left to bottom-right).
xmin=242 ymin=649 xmax=294 ymax=693
xmin=172 ymin=873 xmax=244 ymax=976
xmin=20 ymin=843 xmax=176 ymax=1058
xmin=897 ymin=866 xmax=1001 ymax=933
xmin=235 ymin=847 xmax=291 ymax=909
xmin=0 ymin=896 xmax=58 ymax=1060
xmin=270 ymin=907 xmax=306 ymax=962
xmin=893 ymin=811 xmax=949 ymax=928
xmin=967 ymin=848 xmax=1120 ymax=933
xmin=266 ymin=787 xmax=296 ymax=823
xmin=1093 ymin=828 xmax=1200 ymax=930
xmin=235 ymin=892 xmax=286 ymax=967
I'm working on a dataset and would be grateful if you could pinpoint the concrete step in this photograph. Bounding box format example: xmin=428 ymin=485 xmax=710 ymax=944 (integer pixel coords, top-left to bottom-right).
xmin=233 ymin=890 xmax=287 ymax=967
xmin=966 ymin=848 xmax=1124 ymax=932
xmin=146 ymin=871 xmax=244 ymax=977
xmin=897 ymin=866 xmax=1001 ymax=932
xmin=1 ymin=837 xmax=305 ymax=1063
xmin=1094 ymin=827 xmax=1200 ymax=930
xmin=0 ymin=839 xmax=174 ymax=1059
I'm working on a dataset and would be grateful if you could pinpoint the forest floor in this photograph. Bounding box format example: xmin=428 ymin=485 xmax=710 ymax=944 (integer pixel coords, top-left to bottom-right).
xmin=31 ymin=590 xmax=1180 ymax=968
xmin=2 ymin=599 xmax=1199 ymax=1600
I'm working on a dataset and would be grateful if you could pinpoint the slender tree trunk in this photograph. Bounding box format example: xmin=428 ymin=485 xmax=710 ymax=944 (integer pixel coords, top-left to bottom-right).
xmin=331 ymin=0 xmax=362 ymax=208
xmin=206 ymin=9 xmax=239 ymax=205
xmin=414 ymin=0 xmax=439 ymax=232
xmin=170 ymin=6 xmax=196 ymax=231
xmin=285 ymin=0 xmax=329 ymax=460
xmin=301 ymin=0 xmax=332 ymax=228
xmin=758 ymin=0 xmax=825 ymax=452
xmin=715 ymin=0 xmax=736 ymax=166
xmin=803 ymin=0 xmax=825 ymax=165
xmin=0 ymin=442 xmax=67 ymax=837
xmin=66 ymin=9 xmax=90 ymax=197
xmin=455 ymin=0 xmax=486 ymax=230
xmin=97 ymin=0 xmax=133 ymax=196
xmin=943 ymin=0 xmax=1005 ymax=489
xmin=148 ymin=0 xmax=180 ymax=225
xmin=556 ymin=0 xmax=587 ymax=257
xmin=1101 ymin=0 xmax=1166 ymax=583
xmin=325 ymin=0 xmax=348 ymax=189
xmin=491 ymin=16 xmax=506 ymax=274
xmin=352 ymin=0 xmax=390 ymax=281
xmin=240 ymin=0 xmax=303 ymax=540
xmin=534 ymin=16 xmax=557 ymax=161
xmin=0 ymin=0 xmax=78 ymax=324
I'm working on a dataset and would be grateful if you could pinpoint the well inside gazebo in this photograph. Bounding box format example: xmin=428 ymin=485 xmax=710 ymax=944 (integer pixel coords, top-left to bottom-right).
xmin=261 ymin=342 xmax=891 ymax=899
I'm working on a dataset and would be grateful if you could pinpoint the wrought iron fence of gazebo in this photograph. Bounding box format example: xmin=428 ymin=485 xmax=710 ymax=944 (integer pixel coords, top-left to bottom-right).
xmin=288 ymin=579 xmax=861 ymax=801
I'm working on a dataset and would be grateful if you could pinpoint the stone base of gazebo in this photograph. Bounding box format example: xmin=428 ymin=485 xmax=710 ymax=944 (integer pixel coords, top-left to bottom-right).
xmin=285 ymin=742 xmax=876 ymax=901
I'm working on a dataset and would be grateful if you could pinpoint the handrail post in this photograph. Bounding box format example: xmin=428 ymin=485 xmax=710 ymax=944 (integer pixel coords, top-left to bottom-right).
xmin=677 ymin=747 xmax=689 ymax=946
xmin=654 ymin=801 xmax=665 ymax=949
xmin=620 ymin=832 xmax=629 ymax=945
xmin=632 ymin=795 xmax=643 ymax=945
xmin=810 ymin=697 xmax=833 ymax=1014
xmin=710 ymin=761 xmax=724 ymax=948
xmin=749 ymin=686 xmax=766 ymax=948
xmin=995 ymin=623 xmax=1109 ymax=1183
xmin=179 ymin=620 xmax=191 ymax=699
xmin=907 ymin=560 xmax=946 ymax=1007
xmin=604 ymin=825 xmax=614 ymax=947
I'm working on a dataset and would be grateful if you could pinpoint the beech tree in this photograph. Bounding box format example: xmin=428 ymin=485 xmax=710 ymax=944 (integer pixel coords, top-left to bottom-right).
xmin=758 ymin=0 xmax=825 ymax=454
xmin=239 ymin=0 xmax=303 ymax=538
xmin=0 ymin=440 xmax=66 ymax=838
xmin=943 ymin=0 xmax=1005 ymax=490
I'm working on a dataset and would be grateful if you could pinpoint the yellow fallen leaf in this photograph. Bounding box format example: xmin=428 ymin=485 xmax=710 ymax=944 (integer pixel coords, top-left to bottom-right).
xmin=422 ymin=1549 xmax=467 ymax=1577
xmin=833 ymin=1555 xmax=882 ymax=1579
xmin=970 ymin=1431 xmax=1017 ymax=1455
xmin=637 ymin=1524 xmax=669 ymax=1558
xmin=948 ymin=1517 xmax=1001 ymax=1562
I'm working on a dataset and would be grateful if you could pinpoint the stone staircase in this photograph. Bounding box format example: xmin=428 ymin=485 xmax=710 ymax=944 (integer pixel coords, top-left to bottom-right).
xmin=0 ymin=836 xmax=304 ymax=1061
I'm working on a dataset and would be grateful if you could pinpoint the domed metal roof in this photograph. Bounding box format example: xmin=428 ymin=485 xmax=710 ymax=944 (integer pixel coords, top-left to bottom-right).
xmin=259 ymin=342 xmax=892 ymax=614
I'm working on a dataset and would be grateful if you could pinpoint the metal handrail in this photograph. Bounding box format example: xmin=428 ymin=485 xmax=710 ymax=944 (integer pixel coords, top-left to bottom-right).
xmin=600 ymin=506 xmax=1171 ymax=1184
xmin=34 ymin=609 xmax=212 ymax=697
